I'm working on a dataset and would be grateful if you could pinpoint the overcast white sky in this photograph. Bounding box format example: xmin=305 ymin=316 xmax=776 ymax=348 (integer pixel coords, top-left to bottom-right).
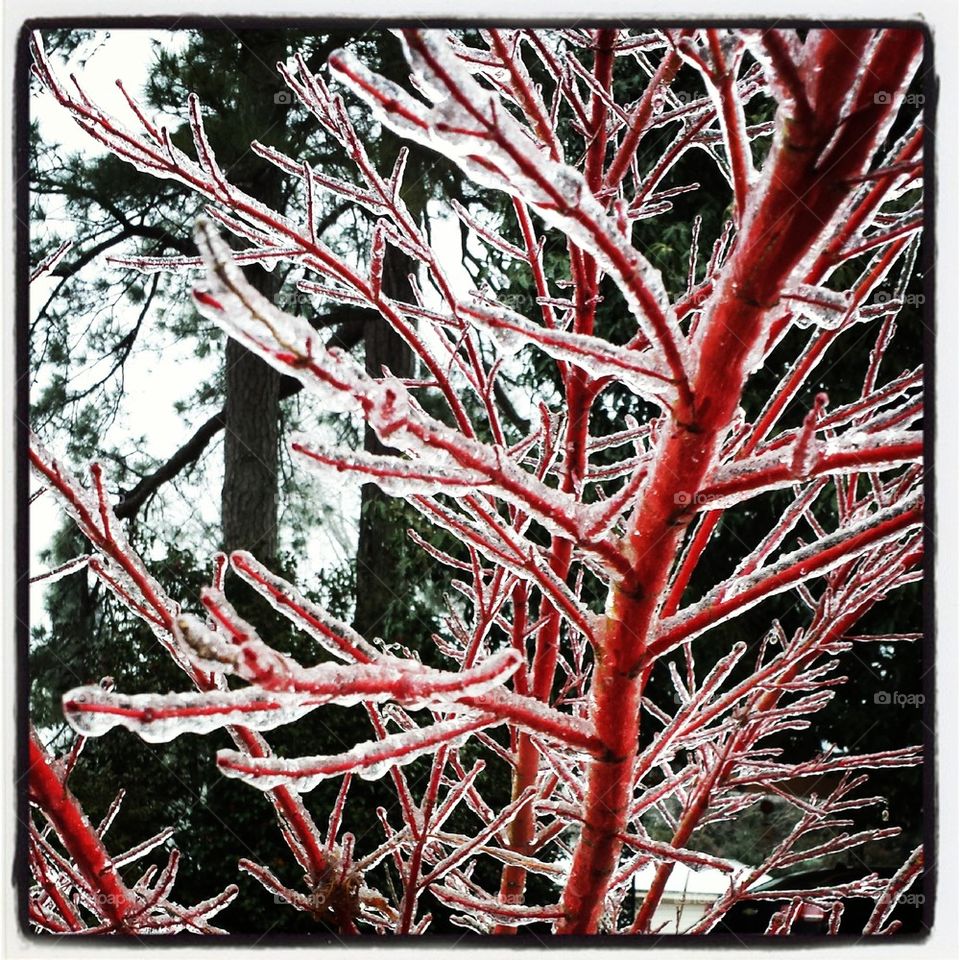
xmin=30 ymin=30 xmax=223 ymax=618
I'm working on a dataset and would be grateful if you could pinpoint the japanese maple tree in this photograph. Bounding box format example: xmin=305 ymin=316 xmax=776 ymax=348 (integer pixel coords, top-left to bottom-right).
xmin=26 ymin=25 xmax=926 ymax=936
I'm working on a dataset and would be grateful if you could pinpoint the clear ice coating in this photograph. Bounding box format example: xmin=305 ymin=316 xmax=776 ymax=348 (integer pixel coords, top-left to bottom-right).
xmin=459 ymin=299 xmax=677 ymax=405
xmin=29 ymin=25 xmax=925 ymax=934
xmin=217 ymin=714 xmax=495 ymax=792
xmin=61 ymin=684 xmax=323 ymax=742
xmin=329 ymin=37 xmax=687 ymax=377
xmin=657 ymin=487 xmax=922 ymax=652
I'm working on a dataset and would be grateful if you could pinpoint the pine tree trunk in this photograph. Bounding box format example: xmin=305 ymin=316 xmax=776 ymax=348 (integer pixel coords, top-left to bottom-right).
xmin=222 ymin=333 xmax=281 ymax=560
xmin=219 ymin=35 xmax=288 ymax=562
xmin=353 ymin=245 xmax=415 ymax=638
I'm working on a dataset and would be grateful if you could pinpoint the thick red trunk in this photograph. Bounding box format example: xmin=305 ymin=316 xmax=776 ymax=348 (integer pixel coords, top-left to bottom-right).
xmin=558 ymin=31 xmax=922 ymax=932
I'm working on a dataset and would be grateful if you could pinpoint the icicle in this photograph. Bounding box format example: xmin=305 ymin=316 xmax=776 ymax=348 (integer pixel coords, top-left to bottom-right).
xmin=369 ymin=219 xmax=387 ymax=299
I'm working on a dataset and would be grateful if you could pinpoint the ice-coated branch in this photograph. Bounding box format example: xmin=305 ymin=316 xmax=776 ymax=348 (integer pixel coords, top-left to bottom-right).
xmin=862 ymin=845 xmax=924 ymax=934
xmin=328 ymin=31 xmax=692 ymax=398
xmin=62 ymin=685 xmax=329 ymax=742
xmin=28 ymin=438 xmax=339 ymax=909
xmin=30 ymin=24 xmax=926 ymax=937
xmin=651 ymin=490 xmax=923 ymax=658
xmin=28 ymin=729 xmax=141 ymax=930
xmin=28 ymin=727 xmax=238 ymax=933
xmin=217 ymin=715 xmax=495 ymax=792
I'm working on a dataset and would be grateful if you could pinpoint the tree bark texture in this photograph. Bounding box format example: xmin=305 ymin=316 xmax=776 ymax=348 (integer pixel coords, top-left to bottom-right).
xmin=219 ymin=35 xmax=289 ymax=561
xmin=353 ymin=244 xmax=416 ymax=638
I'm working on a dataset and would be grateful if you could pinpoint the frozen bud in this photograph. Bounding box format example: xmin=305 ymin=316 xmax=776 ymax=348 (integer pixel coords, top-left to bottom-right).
xmin=175 ymin=614 xmax=240 ymax=671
